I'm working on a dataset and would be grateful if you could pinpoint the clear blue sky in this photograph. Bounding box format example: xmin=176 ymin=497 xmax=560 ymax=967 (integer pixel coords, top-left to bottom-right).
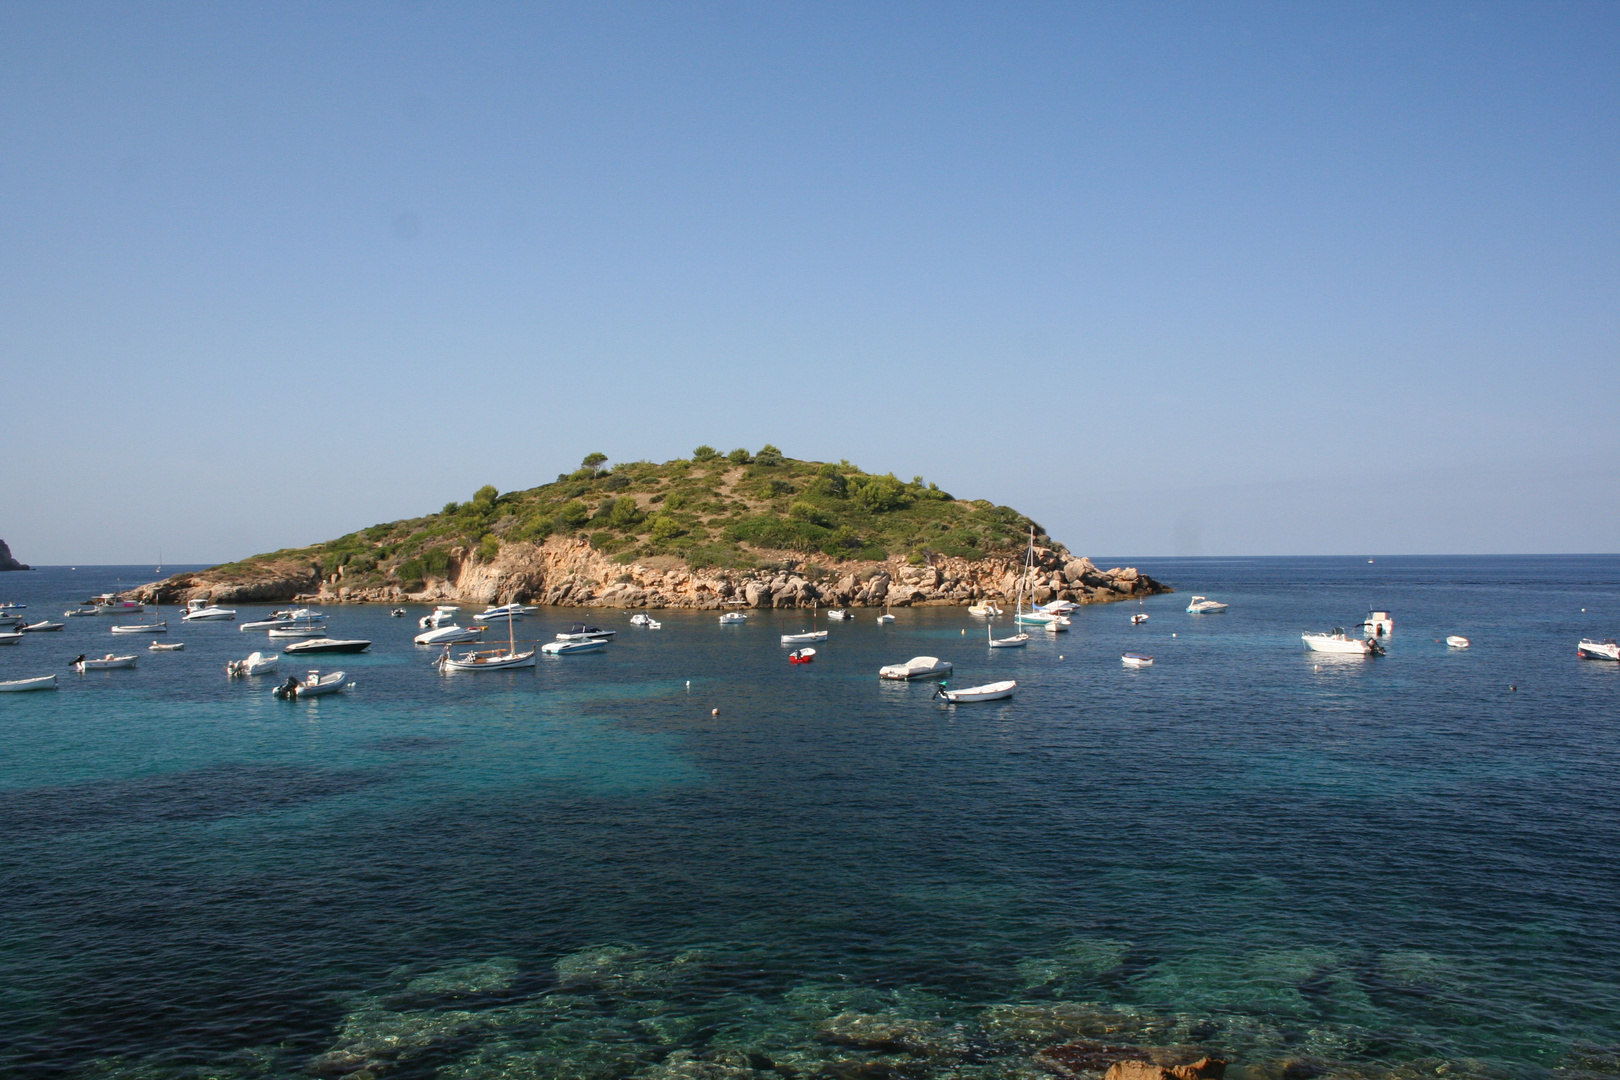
xmin=3 ymin=2 xmax=1617 ymax=563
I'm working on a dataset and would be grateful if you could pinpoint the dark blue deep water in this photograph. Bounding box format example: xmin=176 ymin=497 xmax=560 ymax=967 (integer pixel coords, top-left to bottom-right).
xmin=2 ymin=558 xmax=1619 ymax=1079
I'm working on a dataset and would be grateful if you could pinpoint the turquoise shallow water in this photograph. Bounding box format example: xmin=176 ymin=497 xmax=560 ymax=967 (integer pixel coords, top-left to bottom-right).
xmin=2 ymin=558 xmax=1619 ymax=1078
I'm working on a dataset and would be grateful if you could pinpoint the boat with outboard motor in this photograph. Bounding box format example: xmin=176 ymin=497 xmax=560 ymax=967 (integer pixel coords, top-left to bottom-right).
xmin=789 ymin=648 xmax=816 ymax=664
xmin=267 ymin=619 xmax=329 ymax=639
xmin=0 ymin=631 xmax=22 ymax=645
xmin=20 ymin=620 xmax=64 ymax=632
xmin=1186 ymin=596 xmax=1228 ymax=614
xmin=540 ymin=637 xmax=606 ymax=655
xmin=826 ymin=609 xmax=849 ymax=620
xmin=879 ymin=656 xmax=953 ymax=681
xmin=227 ymin=651 xmax=280 ymax=676
xmin=556 ymin=623 xmax=616 ymax=641
xmin=1363 ymin=611 xmax=1394 ymax=637
xmin=111 ymin=620 xmax=167 ymax=634
xmin=149 ymin=641 xmax=185 ymax=651
xmin=1446 ymin=635 xmax=1471 ymax=649
xmin=935 ymin=679 xmax=1016 ymax=703
xmin=241 ymin=608 xmax=325 ymax=631
xmin=419 ymin=606 xmax=461 ymax=629
xmin=1122 ymin=653 xmax=1153 ymax=668
xmin=74 ymin=653 xmax=138 ymax=671
xmin=476 ymin=602 xmax=534 ymax=622
xmin=719 ymin=612 xmax=748 ymax=625
xmin=273 ymin=670 xmax=349 ymax=698
xmin=1302 ymin=629 xmax=1384 ymax=656
xmin=967 ymin=601 xmax=1003 ymax=617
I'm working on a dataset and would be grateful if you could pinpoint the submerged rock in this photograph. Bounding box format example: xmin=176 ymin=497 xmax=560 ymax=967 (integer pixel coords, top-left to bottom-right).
xmin=404 ymin=957 xmax=522 ymax=998
xmin=1017 ymin=938 xmax=1134 ymax=992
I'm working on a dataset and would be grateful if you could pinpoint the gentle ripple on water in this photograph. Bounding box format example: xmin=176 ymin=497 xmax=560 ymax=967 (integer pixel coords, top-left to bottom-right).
xmin=1 ymin=558 xmax=1619 ymax=1078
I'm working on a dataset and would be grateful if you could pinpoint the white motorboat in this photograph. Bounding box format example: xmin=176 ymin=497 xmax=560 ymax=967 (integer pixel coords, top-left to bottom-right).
xmin=0 ymin=631 xmax=22 ymax=645
xmin=541 ymin=638 xmax=606 ymax=655
xmin=558 ymin=623 xmax=616 ymax=641
xmin=1446 ymin=635 xmax=1471 ymax=649
xmin=182 ymin=599 xmax=237 ymax=621
xmin=414 ymin=624 xmax=486 ymax=645
xmin=267 ymin=620 xmax=329 ymax=639
xmin=1122 ymin=653 xmax=1153 ymax=668
xmin=1131 ymin=613 xmax=1150 ymax=624
xmin=241 ymin=608 xmax=324 ymax=631
xmin=629 ymin=613 xmax=654 ymax=626
xmin=781 ymin=630 xmax=829 ymax=645
xmin=273 ymin=670 xmax=350 ymax=698
xmin=875 ymin=606 xmax=895 ymax=624
xmin=227 ymin=651 xmax=280 ymax=676
xmin=0 ymin=674 xmax=57 ymax=692
xmin=967 ymin=602 xmax=1003 ymax=617
xmin=1577 ymin=638 xmax=1620 ymax=661
xmin=282 ymin=637 xmax=372 ymax=655
xmin=935 ymin=679 xmax=1016 ymax=703
xmin=719 ymin=612 xmax=748 ymax=625
xmin=477 ymin=603 xmax=532 ymax=622
xmin=63 ymin=607 xmax=99 ymax=617
xmin=111 ymin=620 xmax=167 ymax=634
xmin=826 ymin=609 xmax=850 ymax=620
xmin=75 ymin=653 xmax=138 ymax=671
xmin=20 ymin=620 xmax=64 ymax=632
xmin=390 ymin=608 xmax=408 ymax=617
xmin=1302 ymin=629 xmax=1384 ymax=656
xmin=1186 ymin=596 xmax=1228 ymax=614
xmin=0 ymin=602 xmax=25 ymax=610
xmin=0 ymin=612 xmax=24 ymax=628
xmin=1363 ymin=611 xmax=1393 ymax=637
xmin=879 ymin=656 xmax=953 ymax=681
xmin=90 ymin=594 xmax=144 ymax=615
xmin=1035 ymin=600 xmax=1078 ymax=614
xmin=149 ymin=641 xmax=185 ymax=651
xmin=419 ymin=606 xmax=461 ymax=629
xmin=645 ymin=618 xmax=662 ymax=630
xmin=1043 ymin=619 xmax=1067 ymax=633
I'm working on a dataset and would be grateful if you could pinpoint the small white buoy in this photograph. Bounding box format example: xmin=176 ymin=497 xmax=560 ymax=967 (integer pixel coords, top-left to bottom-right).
xmin=1172 ymin=633 xmax=1177 ymax=638
xmin=1058 ymin=655 xmax=1064 ymax=660
xmin=686 ymin=680 xmax=691 ymax=688
xmin=1314 ymin=664 xmax=1319 ymax=672
xmin=961 ymin=628 xmax=966 ymax=635
xmin=711 ymin=707 xmax=719 ymax=716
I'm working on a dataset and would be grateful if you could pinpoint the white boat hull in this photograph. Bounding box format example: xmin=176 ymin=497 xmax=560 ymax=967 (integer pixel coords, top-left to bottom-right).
xmin=0 ymin=631 xmax=23 ymax=645
xmin=1122 ymin=653 xmax=1153 ymax=667
xmin=1446 ymin=636 xmax=1470 ymax=649
xmin=21 ymin=621 xmax=65 ymax=632
xmin=275 ymin=671 xmax=350 ymax=698
xmin=414 ymin=625 xmax=485 ymax=645
xmin=439 ymin=649 xmax=537 ymax=671
xmin=76 ymin=654 xmax=138 ymax=670
xmin=781 ymin=631 xmax=829 ymax=644
xmin=1186 ymin=597 xmax=1228 ymax=614
xmin=228 ymin=651 xmax=280 ymax=676
xmin=989 ymin=633 xmax=1029 ymax=648
xmin=719 ymin=613 xmax=748 ymax=625
xmin=1303 ymin=633 xmax=1381 ymax=655
xmin=111 ymin=621 xmax=167 ymax=634
xmin=937 ymin=680 xmax=1016 ymax=702
xmin=0 ymin=675 xmax=57 ymax=691
xmin=1578 ymin=639 xmax=1620 ymax=661
xmin=540 ymin=639 xmax=606 ymax=655
xmin=282 ymin=638 xmax=372 ymax=654
xmin=879 ymin=656 xmax=953 ymax=680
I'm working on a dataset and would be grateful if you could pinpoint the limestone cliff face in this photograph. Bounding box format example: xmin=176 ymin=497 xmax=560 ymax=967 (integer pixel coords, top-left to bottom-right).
xmin=0 ymin=540 xmax=30 ymax=571
xmin=130 ymin=537 xmax=1168 ymax=609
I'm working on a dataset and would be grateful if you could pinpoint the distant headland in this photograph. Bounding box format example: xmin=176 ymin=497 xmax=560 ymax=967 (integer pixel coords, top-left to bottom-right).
xmin=126 ymin=448 xmax=1170 ymax=609
xmin=0 ymin=539 xmax=30 ymax=571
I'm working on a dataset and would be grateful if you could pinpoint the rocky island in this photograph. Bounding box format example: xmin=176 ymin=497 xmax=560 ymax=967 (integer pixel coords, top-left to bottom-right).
xmin=0 ymin=539 xmax=31 ymax=571
xmin=127 ymin=448 xmax=1170 ymax=609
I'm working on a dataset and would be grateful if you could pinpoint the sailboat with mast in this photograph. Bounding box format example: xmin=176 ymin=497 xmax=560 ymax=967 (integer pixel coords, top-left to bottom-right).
xmin=989 ymin=527 xmax=1036 ymax=648
xmin=436 ymin=602 xmax=536 ymax=671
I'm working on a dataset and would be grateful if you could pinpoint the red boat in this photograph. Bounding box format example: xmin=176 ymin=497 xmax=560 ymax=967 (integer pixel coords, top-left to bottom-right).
xmin=789 ymin=648 xmax=816 ymax=664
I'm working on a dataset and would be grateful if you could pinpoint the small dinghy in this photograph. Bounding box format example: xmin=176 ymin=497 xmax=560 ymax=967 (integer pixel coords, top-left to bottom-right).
xmin=1131 ymin=613 xmax=1150 ymax=624
xmin=419 ymin=606 xmax=461 ymax=629
xmin=111 ymin=620 xmax=167 ymax=634
xmin=935 ymin=679 xmax=1016 ymax=703
xmin=390 ymin=608 xmax=408 ymax=617
xmin=826 ymin=609 xmax=850 ymax=620
xmin=986 ymin=621 xmax=1029 ymax=649
xmin=967 ymin=602 xmax=1003 ymax=617
xmin=227 ymin=651 xmax=280 ymax=676
xmin=876 ymin=610 xmax=895 ymax=625
xmin=414 ymin=624 xmax=485 ymax=645
xmin=541 ymin=638 xmax=607 ymax=655
xmin=75 ymin=653 xmax=138 ymax=671
xmin=879 ymin=656 xmax=953 ymax=681
xmin=273 ymin=670 xmax=349 ymax=699
xmin=267 ymin=618 xmax=329 ymax=639
xmin=149 ymin=641 xmax=185 ymax=651
xmin=629 ymin=613 xmax=654 ymax=626
xmin=21 ymin=620 xmax=64 ymax=632
xmin=1121 ymin=653 xmax=1153 ymax=668
xmin=64 ymin=607 xmax=100 ymax=617
xmin=781 ymin=630 xmax=829 ymax=645
xmin=1044 ymin=619 xmax=1067 ymax=633
xmin=0 ymin=674 xmax=57 ymax=691
xmin=789 ymin=647 xmax=816 ymax=664
xmin=1445 ymin=635 xmax=1471 ymax=649
xmin=719 ymin=612 xmax=748 ymax=625
xmin=1577 ymin=638 xmax=1620 ymax=661
xmin=282 ymin=638 xmax=372 ymax=655
xmin=645 ymin=618 xmax=661 ymax=629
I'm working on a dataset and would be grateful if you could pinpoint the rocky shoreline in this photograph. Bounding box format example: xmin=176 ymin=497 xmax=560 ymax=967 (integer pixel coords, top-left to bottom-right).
xmin=124 ymin=536 xmax=1170 ymax=610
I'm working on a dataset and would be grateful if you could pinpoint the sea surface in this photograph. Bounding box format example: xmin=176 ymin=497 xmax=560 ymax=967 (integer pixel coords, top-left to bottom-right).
xmin=2 ymin=557 xmax=1619 ymax=1079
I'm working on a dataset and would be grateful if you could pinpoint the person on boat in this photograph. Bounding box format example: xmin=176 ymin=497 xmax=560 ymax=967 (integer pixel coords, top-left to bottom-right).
xmin=71 ymin=654 xmax=85 ymax=668
xmin=278 ymin=675 xmax=300 ymax=697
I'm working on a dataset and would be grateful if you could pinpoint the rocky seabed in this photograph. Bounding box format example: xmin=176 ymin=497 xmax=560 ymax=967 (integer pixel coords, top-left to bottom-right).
xmin=128 ymin=539 xmax=1170 ymax=611
xmin=75 ymin=942 xmax=1608 ymax=1080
